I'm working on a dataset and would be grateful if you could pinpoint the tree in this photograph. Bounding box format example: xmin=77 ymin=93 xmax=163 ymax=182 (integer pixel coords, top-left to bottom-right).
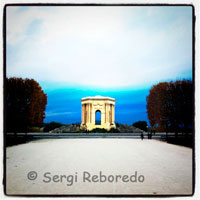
xmin=146 ymin=82 xmax=169 ymax=131
xmin=133 ymin=121 xmax=148 ymax=132
xmin=146 ymin=80 xmax=193 ymax=133
xmin=43 ymin=122 xmax=63 ymax=132
xmin=6 ymin=78 xmax=47 ymax=133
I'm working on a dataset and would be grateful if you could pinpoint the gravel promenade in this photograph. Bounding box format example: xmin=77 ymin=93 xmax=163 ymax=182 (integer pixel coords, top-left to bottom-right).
xmin=6 ymin=138 xmax=193 ymax=195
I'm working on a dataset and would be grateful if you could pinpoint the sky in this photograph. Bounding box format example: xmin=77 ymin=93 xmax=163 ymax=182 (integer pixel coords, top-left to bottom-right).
xmin=6 ymin=6 xmax=193 ymax=125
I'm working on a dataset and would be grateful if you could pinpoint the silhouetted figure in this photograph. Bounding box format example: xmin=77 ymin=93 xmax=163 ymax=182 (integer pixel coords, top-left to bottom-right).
xmin=150 ymin=130 xmax=152 ymax=139
xmin=166 ymin=131 xmax=168 ymax=140
xmin=141 ymin=133 xmax=144 ymax=140
xmin=147 ymin=131 xmax=151 ymax=139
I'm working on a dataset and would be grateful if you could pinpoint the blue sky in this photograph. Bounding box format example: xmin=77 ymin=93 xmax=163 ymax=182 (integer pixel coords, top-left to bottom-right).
xmin=42 ymin=85 xmax=150 ymax=124
xmin=6 ymin=6 xmax=193 ymax=125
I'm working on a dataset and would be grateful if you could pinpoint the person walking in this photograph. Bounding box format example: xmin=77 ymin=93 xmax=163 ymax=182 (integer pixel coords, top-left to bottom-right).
xmin=141 ymin=133 xmax=144 ymax=140
xmin=150 ymin=129 xmax=152 ymax=139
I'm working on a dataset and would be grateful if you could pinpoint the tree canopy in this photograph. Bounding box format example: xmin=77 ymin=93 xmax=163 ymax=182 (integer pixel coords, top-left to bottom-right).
xmin=43 ymin=122 xmax=63 ymax=132
xmin=6 ymin=78 xmax=47 ymax=133
xmin=146 ymin=80 xmax=193 ymax=133
xmin=133 ymin=121 xmax=148 ymax=132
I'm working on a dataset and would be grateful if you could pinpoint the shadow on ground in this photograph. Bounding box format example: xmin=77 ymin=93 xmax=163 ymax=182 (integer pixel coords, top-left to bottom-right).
xmin=5 ymin=133 xmax=193 ymax=148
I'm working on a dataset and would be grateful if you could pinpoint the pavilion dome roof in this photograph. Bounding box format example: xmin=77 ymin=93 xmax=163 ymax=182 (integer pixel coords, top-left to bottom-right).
xmin=81 ymin=95 xmax=115 ymax=101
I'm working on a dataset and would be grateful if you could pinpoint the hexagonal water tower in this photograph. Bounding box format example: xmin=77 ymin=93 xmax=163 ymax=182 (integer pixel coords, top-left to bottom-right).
xmin=80 ymin=95 xmax=116 ymax=131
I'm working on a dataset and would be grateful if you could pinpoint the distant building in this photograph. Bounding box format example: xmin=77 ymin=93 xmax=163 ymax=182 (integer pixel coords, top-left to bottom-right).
xmin=80 ymin=95 xmax=116 ymax=131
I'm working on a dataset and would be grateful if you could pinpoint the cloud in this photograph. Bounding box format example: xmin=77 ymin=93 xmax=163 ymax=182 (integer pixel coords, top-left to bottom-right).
xmin=7 ymin=6 xmax=125 ymax=44
xmin=6 ymin=6 xmax=192 ymax=88
xmin=45 ymin=111 xmax=77 ymax=117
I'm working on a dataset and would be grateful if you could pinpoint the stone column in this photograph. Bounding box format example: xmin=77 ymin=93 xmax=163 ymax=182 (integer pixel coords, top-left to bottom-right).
xmin=91 ymin=110 xmax=95 ymax=124
xmin=101 ymin=109 xmax=105 ymax=125
xmin=112 ymin=104 xmax=115 ymax=124
xmin=110 ymin=104 xmax=112 ymax=123
xmin=107 ymin=103 xmax=110 ymax=123
xmin=85 ymin=104 xmax=87 ymax=124
xmin=90 ymin=104 xmax=92 ymax=123
xmin=86 ymin=103 xmax=89 ymax=124
xmin=88 ymin=103 xmax=91 ymax=123
xmin=85 ymin=103 xmax=88 ymax=123
xmin=82 ymin=104 xmax=85 ymax=124
xmin=104 ymin=103 xmax=106 ymax=123
xmin=91 ymin=104 xmax=95 ymax=124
